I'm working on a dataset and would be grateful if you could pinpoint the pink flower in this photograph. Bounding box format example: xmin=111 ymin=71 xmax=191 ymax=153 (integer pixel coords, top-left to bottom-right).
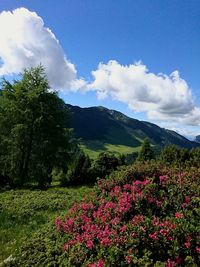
xmin=159 ymin=175 xmax=168 ymax=184
xmin=185 ymin=196 xmax=190 ymax=203
xmin=152 ymin=217 xmax=160 ymax=226
xmin=125 ymin=255 xmax=132 ymax=264
xmin=100 ymin=237 xmax=112 ymax=247
xmin=133 ymin=180 xmax=142 ymax=185
xmin=97 ymin=259 xmax=104 ymax=267
xmin=149 ymin=232 xmax=159 ymax=240
xmin=132 ymin=215 xmax=144 ymax=224
xmin=167 ymin=236 xmax=173 ymax=241
xmin=166 ymin=259 xmax=176 ymax=267
xmin=160 ymin=229 xmax=170 ymax=237
xmin=63 ymin=243 xmax=70 ymax=251
xmin=86 ymin=239 xmax=94 ymax=249
xmin=104 ymin=201 xmax=116 ymax=209
xmin=123 ymin=184 xmax=132 ymax=190
xmin=196 ymin=247 xmax=200 ymax=254
xmin=175 ymin=212 xmax=184 ymax=219
xmin=120 ymin=225 xmax=127 ymax=232
xmin=142 ymin=179 xmax=151 ymax=185
xmin=111 ymin=217 xmax=120 ymax=226
xmin=80 ymin=202 xmax=94 ymax=211
xmin=182 ymin=196 xmax=190 ymax=208
xmin=55 ymin=217 xmax=62 ymax=231
xmin=184 ymin=242 xmax=191 ymax=249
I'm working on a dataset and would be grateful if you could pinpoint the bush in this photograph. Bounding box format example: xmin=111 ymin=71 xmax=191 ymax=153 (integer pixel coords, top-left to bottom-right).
xmin=92 ymin=152 xmax=125 ymax=180
xmin=53 ymin=163 xmax=200 ymax=266
xmin=188 ymin=148 xmax=200 ymax=167
xmin=15 ymin=223 xmax=67 ymax=267
xmin=59 ymin=150 xmax=92 ymax=186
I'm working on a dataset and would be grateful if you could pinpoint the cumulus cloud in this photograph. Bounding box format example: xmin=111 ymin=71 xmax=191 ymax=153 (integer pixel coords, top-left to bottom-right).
xmin=87 ymin=60 xmax=200 ymax=125
xmin=0 ymin=7 xmax=83 ymax=90
xmin=0 ymin=8 xmax=199 ymax=127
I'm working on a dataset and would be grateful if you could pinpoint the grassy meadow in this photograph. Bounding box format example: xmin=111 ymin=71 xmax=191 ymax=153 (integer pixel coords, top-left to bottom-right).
xmin=81 ymin=140 xmax=140 ymax=159
xmin=0 ymin=186 xmax=94 ymax=262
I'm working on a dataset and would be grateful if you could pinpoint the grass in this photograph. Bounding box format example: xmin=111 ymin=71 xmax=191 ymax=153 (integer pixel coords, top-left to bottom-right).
xmin=81 ymin=140 xmax=141 ymax=159
xmin=0 ymin=185 xmax=94 ymax=262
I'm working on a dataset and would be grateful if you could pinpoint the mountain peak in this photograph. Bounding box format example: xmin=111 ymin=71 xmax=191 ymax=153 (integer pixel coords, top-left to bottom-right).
xmin=65 ymin=104 xmax=199 ymax=156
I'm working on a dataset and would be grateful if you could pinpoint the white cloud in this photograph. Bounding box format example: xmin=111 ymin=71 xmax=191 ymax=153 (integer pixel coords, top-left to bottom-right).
xmin=0 ymin=8 xmax=200 ymax=128
xmin=157 ymin=122 xmax=199 ymax=140
xmin=88 ymin=60 xmax=200 ymax=125
xmin=0 ymin=7 xmax=83 ymax=90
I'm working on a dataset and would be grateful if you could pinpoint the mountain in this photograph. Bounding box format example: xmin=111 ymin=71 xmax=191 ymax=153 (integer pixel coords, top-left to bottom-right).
xmin=65 ymin=104 xmax=199 ymax=157
xmin=195 ymin=135 xmax=200 ymax=143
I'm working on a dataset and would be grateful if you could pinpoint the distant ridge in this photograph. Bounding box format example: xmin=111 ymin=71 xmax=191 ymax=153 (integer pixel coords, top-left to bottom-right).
xmin=195 ymin=135 xmax=200 ymax=143
xmin=65 ymin=104 xmax=199 ymax=156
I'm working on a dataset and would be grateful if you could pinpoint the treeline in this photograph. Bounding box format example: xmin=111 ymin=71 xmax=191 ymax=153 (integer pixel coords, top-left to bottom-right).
xmin=0 ymin=67 xmax=199 ymax=189
xmin=136 ymin=137 xmax=200 ymax=167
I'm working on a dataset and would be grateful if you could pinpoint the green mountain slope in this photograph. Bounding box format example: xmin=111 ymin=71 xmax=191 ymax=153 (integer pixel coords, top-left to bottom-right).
xmin=66 ymin=104 xmax=199 ymax=157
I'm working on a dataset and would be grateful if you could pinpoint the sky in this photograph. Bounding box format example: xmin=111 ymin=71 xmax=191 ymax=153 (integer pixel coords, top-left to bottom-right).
xmin=0 ymin=0 xmax=200 ymax=139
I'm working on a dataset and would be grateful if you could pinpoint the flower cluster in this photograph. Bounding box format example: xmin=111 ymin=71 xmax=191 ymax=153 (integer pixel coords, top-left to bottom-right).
xmin=55 ymin=164 xmax=200 ymax=266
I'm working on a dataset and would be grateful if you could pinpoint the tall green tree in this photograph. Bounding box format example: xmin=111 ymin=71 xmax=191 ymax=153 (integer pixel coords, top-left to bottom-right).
xmin=137 ymin=138 xmax=154 ymax=161
xmin=92 ymin=152 xmax=124 ymax=179
xmin=0 ymin=66 xmax=72 ymax=187
xmin=64 ymin=150 xmax=91 ymax=186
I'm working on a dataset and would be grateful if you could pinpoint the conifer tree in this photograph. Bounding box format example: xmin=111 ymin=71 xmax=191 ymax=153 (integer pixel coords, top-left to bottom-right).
xmin=137 ymin=138 xmax=154 ymax=161
xmin=0 ymin=66 xmax=72 ymax=187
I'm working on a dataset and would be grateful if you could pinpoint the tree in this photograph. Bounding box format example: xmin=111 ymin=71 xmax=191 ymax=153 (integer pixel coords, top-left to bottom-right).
xmin=61 ymin=149 xmax=92 ymax=186
xmin=188 ymin=147 xmax=200 ymax=167
xmin=137 ymin=138 xmax=154 ymax=161
xmin=159 ymin=144 xmax=182 ymax=166
xmin=0 ymin=66 xmax=71 ymax=187
xmin=92 ymin=152 xmax=124 ymax=179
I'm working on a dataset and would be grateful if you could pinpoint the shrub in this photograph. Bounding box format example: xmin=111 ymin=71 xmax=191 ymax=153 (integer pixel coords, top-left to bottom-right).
xmin=54 ymin=163 xmax=200 ymax=266
xmin=92 ymin=152 xmax=125 ymax=180
xmin=59 ymin=150 xmax=92 ymax=186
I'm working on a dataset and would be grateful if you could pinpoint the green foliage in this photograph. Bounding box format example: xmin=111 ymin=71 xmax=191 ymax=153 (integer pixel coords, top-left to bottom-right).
xmin=92 ymin=152 xmax=125 ymax=179
xmin=137 ymin=138 xmax=154 ymax=161
xmin=0 ymin=66 xmax=72 ymax=188
xmin=158 ymin=145 xmax=200 ymax=167
xmin=58 ymin=150 xmax=127 ymax=186
xmin=60 ymin=150 xmax=92 ymax=186
xmin=15 ymin=223 xmax=66 ymax=267
xmin=160 ymin=145 xmax=182 ymax=165
xmin=188 ymin=147 xmax=200 ymax=167
xmin=0 ymin=186 xmax=94 ymax=263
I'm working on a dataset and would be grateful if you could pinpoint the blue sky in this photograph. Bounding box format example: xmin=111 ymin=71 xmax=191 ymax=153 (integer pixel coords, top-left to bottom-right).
xmin=0 ymin=0 xmax=200 ymax=138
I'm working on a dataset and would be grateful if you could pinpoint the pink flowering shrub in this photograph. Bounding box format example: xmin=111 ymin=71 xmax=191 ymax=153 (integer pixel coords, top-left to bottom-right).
xmin=55 ymin=163 xmax=200 ymax=266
